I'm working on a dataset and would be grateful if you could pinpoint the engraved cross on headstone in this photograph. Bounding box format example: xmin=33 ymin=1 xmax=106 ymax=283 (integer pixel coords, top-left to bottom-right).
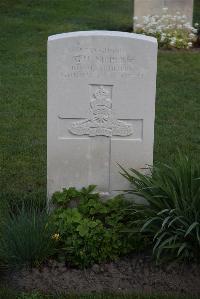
xmin=48 ymin=31 xmax=157 ymax=198
xmin=58 ymin=84 xmax=138 ymax=194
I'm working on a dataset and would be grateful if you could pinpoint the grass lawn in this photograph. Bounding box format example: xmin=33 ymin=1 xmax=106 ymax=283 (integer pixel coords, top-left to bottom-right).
xmin=0 ymin=0 xmax=200 ymax=206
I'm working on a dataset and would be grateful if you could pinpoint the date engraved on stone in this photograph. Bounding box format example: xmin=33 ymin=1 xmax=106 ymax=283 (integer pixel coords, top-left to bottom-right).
xmin=69 ymin=85 xmax=133 ymax=137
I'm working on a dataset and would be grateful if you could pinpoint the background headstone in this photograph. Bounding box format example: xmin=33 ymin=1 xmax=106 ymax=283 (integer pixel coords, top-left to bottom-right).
xmin=47 ymin=31 xmax=157 ymax=197
xmin=134 ymin=0 xmax=194 ymax=27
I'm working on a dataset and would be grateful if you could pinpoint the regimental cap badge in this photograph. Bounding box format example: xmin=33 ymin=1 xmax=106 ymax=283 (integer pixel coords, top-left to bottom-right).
xmin=90 ymin=86 xmax=112 ymax=110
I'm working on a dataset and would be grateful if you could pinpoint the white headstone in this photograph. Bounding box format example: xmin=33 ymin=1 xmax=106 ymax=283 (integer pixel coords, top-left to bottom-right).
xmin=47 ymin=31 xmax=157 ymax=197
xmin=134 ymin=0 xmax=194 ymax=27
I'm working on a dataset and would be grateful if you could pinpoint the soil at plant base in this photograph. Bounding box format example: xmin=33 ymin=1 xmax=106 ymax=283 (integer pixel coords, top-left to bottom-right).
xmin=4 ymin=253 xmax=200 ymax=296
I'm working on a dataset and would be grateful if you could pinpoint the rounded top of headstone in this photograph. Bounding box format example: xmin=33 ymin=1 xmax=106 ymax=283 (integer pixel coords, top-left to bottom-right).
xmin=48 ymin=30 xmax=157 ymax=45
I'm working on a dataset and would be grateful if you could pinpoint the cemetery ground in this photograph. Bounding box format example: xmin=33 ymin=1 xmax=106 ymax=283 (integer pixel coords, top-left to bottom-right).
xmin=0 ymin=0 xmax=200 ymax=298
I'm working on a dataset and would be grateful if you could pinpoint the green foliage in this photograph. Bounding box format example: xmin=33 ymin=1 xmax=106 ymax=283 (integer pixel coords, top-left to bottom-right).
xmin=120 ymin=153 xmax=200 ymax=262
xmin=52 ymin=185 xmax=98 ymax=208
xmin=0 ymin=206 xmax=56 ymax=268
xmin=51 ymin=186 xmax=145 ymax=268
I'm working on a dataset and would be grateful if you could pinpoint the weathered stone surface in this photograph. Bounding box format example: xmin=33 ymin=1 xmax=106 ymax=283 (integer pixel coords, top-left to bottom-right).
xmin=47 ymin=31 xmax=157 ymax=197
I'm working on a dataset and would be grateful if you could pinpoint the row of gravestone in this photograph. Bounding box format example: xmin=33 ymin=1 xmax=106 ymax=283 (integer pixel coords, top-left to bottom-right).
xmin=134 ymin=0 xmax=194 ymax=27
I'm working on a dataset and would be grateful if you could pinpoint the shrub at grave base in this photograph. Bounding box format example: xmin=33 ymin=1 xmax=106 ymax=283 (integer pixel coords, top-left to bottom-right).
xmin=0 ymin=207 xmax=56 ymax=268
xmin=50 ymin=185 xmax=147 ymax=268
xmin=120 ymin=153 xmax=200 ymax=262
xmin=133 ymin=8 xmax=198 ymax=49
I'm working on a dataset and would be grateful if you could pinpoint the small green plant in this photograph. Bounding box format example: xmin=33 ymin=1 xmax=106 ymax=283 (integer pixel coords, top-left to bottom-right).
xmin=120 ymin=153 xmax=200 ymax=262
xmin=51 ymin=185 xmax=146 ymax=268
xmin=0 ymin=206 xmax=56 ymax=268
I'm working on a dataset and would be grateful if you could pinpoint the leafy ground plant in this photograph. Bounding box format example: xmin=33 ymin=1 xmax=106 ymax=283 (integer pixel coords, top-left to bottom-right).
xmin=50 ymin=185 xmax=147 ymax=268
xmin=0 ymin=206 xmax=55 ymax=268
xmin=120 ymin=152 xmax=200 ymax=262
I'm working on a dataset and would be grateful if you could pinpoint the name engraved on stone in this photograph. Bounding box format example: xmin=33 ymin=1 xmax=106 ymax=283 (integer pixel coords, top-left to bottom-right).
xmin=68 ymin=85 xmax=134 ymax=138
xmin=62 ymin=47 xmax=145 ymax=79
